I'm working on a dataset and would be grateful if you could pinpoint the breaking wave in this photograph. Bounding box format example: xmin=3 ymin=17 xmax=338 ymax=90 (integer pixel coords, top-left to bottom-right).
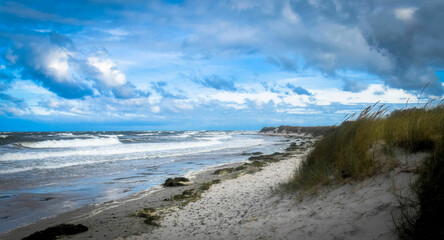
xmin=15 ymin=137 xmax=121 ymax=149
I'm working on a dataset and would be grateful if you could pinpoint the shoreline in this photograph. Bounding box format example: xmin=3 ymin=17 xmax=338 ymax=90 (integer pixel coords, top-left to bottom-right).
xmin=3 ymin=136 xmax=420 ymax=239
xmin=1 ymin=138 xmax=307 ymax=240
xmin=0 ymin=160 xmax=248 ymax=240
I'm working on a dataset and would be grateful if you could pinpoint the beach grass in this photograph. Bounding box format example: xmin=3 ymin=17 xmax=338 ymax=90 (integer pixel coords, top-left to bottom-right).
xmin=284 ymin=102 xmax=444 ymax=239
xmin=392 ymin=128 xmax=444 ymax=240
xmin=286 ymin=103 xmax=444 ymax=191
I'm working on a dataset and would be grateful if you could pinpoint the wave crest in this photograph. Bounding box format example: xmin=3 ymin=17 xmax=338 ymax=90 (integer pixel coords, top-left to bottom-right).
xmin=15 ymin=137 xmax=121 ymax=149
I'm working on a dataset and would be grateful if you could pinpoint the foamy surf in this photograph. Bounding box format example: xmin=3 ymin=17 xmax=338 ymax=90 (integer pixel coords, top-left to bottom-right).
xmin=14 ymin=137 xmax=121 ymax=149
xmin=1 ymin=138 xmax=226 ymax=161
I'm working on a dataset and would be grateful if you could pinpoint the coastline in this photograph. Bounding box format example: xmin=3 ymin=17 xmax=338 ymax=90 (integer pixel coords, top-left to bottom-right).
xmin=0 ymin=131 xmax=287 ymax=237
xmin=1 ymin=159 xmax=252 ymax=240
xmin=2 ymin=134 xmax=422 ymax=240
xmin=1 ymin=135 xmax=306 ymax=240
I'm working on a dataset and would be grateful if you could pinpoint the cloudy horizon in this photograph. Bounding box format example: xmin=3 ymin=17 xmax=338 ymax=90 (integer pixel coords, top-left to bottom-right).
xmin=1 ymin=0 xmax=443 ymax=131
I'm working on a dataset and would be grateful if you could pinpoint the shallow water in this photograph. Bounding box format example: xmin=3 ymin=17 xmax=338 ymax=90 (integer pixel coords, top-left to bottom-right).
xmin=0 ymin=131 xmax=291 ymax=234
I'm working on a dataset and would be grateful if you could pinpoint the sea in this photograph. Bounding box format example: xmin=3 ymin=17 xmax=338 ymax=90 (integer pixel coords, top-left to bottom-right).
xmin=0 ymin=131 xmax=292 ymax=234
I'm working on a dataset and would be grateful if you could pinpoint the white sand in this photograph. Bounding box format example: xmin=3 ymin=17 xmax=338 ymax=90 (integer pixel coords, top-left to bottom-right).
xmin=122 ymin=149 xmax=419 ymax=240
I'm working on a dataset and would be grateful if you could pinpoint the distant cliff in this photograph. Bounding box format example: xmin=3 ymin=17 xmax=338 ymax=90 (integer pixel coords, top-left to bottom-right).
xmin=259 ymin=125 xmax=335 ymax=137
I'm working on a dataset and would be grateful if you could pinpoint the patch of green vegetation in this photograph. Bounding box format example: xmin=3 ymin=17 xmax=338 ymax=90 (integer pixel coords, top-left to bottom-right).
xmin=135 ymin=208 xmax=160 ymax=226
xmin=235 ymin=165 xmax=247 ymax=171
xmin=214 ymin=166 xmax=248 ymax=175
xmin=250 ymin=161 xmax=265 ymax=167
xmin=214 ymin=167 xmax=235 ymax=175
xmin=163 ymin=177 xmax=190 ymax=187
xmin=248 ymin=152 xmax=284 ymax=163
xmin=170 ymin=189 xmax=197 ymax=201
xmin=199 ymin=179 xmax=221 ymax=191
xmin=22 ymin=224 xmax=88 ymax=240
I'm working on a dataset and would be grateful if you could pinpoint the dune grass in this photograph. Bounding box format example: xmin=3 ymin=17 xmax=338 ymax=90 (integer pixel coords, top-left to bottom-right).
xmin=286 ymin=103 xmax=444 ymax=191
xmin=284 ymin=102 xmax=444 ymax=239
xmin=392 ymin=124 xmax=444 ymax=240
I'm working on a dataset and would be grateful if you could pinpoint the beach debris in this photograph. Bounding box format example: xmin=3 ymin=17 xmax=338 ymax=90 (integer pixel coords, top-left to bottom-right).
xmin=135 ymin=208 xmax=160 ymax=226
xmin=22 ymin=223 xmax=88 ymax=240
xmin=163 ymin=177 xmax=190 ymax=187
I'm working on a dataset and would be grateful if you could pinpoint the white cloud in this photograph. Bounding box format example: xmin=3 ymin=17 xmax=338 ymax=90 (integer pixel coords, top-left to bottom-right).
xmin=106 ymin=28 xmax=129 ymax=36
xmin=151 ymin=106 xmax=160 ymax=113
xmin=394 ymin=7 xmax=418 ymax=22
xmin=311 ymin=84 xmax=418 ymax=106
xmin=282 ymin=1 xmax=300 ymax=24
xmin=225 ymin=103 xmax=247 ymax=110
xmin=203 ymin=91 xmax=282 ymax=106
xmin=277 ymin=108 xmax=322 ymax=115
xmin=88 ymin=57 xmax=127 ymax=87
xmin=0 ymin=106 xmax=28 ymax=116
xmin=45 ymin=48 xmax=71 ymax=82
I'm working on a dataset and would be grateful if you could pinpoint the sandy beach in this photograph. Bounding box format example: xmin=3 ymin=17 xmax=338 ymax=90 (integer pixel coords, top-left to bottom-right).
xmin=124 ymin=148 xmax=422 ymax=240
xmin=2 ymin=141 xmax=424 ymax=240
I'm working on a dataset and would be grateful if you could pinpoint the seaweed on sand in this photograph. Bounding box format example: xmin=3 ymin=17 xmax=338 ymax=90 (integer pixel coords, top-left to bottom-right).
xmin=22 ymin=224 xmax=88 ymax=240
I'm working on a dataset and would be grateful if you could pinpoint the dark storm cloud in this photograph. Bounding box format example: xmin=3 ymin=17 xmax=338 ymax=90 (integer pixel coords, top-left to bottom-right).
xmin=167 ymin=0 xmax=444 ymax=95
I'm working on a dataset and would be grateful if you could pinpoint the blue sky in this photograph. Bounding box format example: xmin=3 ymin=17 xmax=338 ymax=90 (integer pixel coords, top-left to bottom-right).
xmin=0 ymin=0 xmax=443 ymax=131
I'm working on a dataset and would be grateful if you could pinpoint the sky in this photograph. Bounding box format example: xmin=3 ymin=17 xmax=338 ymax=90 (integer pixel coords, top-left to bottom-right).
xmin=0 ymin=0 xmax=443 ymax=131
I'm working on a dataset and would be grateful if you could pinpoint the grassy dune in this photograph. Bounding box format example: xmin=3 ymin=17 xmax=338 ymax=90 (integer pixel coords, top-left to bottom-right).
xmin=285 ymin=103 xmax=444 ymax=239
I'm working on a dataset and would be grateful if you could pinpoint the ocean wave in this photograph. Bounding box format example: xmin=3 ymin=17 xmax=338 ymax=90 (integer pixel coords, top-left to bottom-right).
xmin=0 ymin=158 xmax=165 ymax=174
xmin=1 ymin=139 xmax=222 ymax=161
xmin=99 ymin=134 xmax=124 ymax=137
xmin=136 ymin=133 xmax=157 ymax=136
xmin=15 ymin=137 xmax=121 ymax=149
xmin=0 ymin=135 xmax=8 ymax=139
xmin=0 ymin=135 xmax=266 ymax=162
xmin=57 ymin=133 xmax=74 ymax=137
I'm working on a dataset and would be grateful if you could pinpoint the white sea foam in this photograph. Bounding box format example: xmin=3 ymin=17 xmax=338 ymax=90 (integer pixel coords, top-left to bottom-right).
xmin=0 ymin=136 xmax=265 ymax=163
xmin=136 ymin=133 xmax=157 ymax=136
xmin=0 ymin=158 xmax=164 ymax=174
xmin=15 ymin=137 xmax=121 ymax=149
xmin=57 ymin=133 xmax=74 ymax=137
xmin=99 ymin=134 xmax=124 ymax=137
xmin=0 ymin=135 xmax=8 ymax=139
xmin=1 ymin=139 xmax=223 ymax=161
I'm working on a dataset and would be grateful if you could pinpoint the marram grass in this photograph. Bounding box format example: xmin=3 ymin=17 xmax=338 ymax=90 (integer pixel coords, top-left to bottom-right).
xmin=284 ymin=102 xmax=444 ymax=239
xmin=286 ymin=103 xmax=444 ymax=192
